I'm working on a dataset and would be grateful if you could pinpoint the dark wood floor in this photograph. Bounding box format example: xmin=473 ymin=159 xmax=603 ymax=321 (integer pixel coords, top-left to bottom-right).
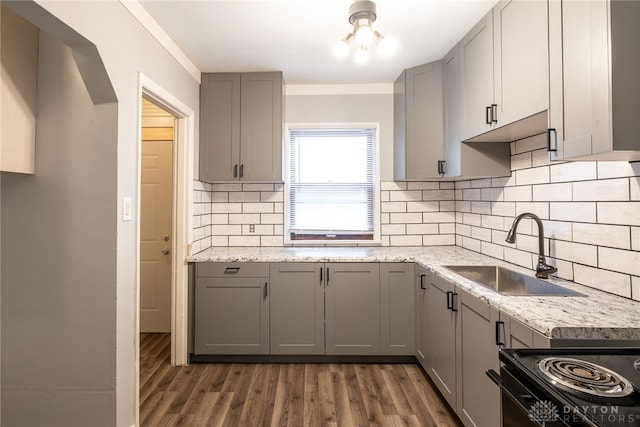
xmin=140 ymin=334 xmax=462 ymax=427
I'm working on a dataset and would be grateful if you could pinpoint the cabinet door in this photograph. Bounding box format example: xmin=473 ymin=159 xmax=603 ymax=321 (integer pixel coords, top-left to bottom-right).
xmin=460 ymin=11 xmax=494 ymax=140
xmin=405 ymin=62 xmax=444 ymax=179
xmin=199 ymin=73 xmax=240 ymax=182
xmin=494 ymin=0 xmax=548 ymax=125
xmin=427 ymin=273 xmax=458 ymax=409
xmin=240 ymin=72 xmax=283 ymax=181
xmin=548 ymin=0 xmax=610 ymax=160
xmin=456 ymin=288 xmax=500 ymax=427
xmin=269 ymin=263 xmax=324 ymax=354
xmin=195 ymin=276 xmax=269 ymax=354
xmin=380 ymin=263 xmax=415 ymax=355
xmin=415 ymin=265 xmax=430 ymax=370
xmin=325 ymin=263 xmax=380 ymax=355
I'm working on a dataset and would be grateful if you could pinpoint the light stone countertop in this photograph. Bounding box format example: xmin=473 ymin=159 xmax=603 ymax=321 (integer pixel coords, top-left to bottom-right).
xmin=188 ymin=246 xmax=640 ymax=341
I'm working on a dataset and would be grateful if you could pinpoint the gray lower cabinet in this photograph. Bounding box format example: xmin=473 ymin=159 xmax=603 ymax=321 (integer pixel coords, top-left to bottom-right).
xmin=380 ymin=263 xmax=415 ymax=355
xmin=195 ymin=263 xmax=270 ymax=354
xmin=456 ymin=287 xmax=502 ymax=427
xmin=269 ymin=263 xmax=324 ymax=355
xmin=414 ymin=265 xmax=430 ymax=370
xmin=325 ymin=263 xmax=381 ymax=355
xmin=426 ymin=271 xmax=458 ymax=410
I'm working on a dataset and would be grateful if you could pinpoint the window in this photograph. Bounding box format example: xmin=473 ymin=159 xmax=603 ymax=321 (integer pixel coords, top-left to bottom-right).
xmin=286 ymin=126 xmax=379 ymax=242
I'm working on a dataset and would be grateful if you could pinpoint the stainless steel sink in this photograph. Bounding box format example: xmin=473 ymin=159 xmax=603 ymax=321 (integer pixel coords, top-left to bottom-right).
xmin=444 ymin=265 xmax=585 ymax=296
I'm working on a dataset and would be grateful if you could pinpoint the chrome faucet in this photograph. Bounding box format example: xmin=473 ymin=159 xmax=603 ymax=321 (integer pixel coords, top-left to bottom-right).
xmin=505 ymin=212 xmax=557 ymax=279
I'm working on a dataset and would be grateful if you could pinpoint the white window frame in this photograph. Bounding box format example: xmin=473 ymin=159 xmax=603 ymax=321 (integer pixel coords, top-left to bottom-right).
xmin=284 ymin=123 xmax=381 ymax=246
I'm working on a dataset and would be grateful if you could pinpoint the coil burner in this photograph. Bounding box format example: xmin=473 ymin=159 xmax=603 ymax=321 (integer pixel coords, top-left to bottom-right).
xmin=538 ymin=357 xmax=634 ymax=398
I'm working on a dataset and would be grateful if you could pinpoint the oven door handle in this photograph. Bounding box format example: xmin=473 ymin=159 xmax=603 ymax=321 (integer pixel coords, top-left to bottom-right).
xmin=486 ymin=370 xmax=538 ymax=417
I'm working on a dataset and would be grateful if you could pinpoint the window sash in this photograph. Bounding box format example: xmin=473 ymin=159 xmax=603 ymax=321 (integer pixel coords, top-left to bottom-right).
xmin=288 ymin=127 xmax=376 ymax=239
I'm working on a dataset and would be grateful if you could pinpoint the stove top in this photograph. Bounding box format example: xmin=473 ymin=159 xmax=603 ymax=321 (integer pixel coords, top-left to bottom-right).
xmin=500 ymin=348 xmax=640 ymax=427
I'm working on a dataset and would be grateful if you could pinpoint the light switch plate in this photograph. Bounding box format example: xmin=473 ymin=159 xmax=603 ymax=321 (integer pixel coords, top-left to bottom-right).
xmin=122 ymin=197 xmax=132 ymax=221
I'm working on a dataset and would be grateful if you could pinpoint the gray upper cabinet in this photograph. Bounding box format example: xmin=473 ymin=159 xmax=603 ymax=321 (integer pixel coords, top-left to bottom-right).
xmin=460 ymin=11 xmax=494 ymax=141
xmin=199 ymin=71 xmax=283 ymax=182
xmin=548 ymin=0 xmax=640 ymax=161
xmin=443 ymin=44 xmax=511 ymax=179
xmin=461 ymin=1 xmax=549 ymax=143
xmin=493 ymin=0 xmax=549 ymax=127
xmin=325 ymin=263 xmax=381 ymax=355
xmin=269 ymin=263 xmax=324 ymax=355
xmin=380 ymin=263 xmax=415 ymax=355
xmin=195 ymin=263 xmax=270 ymax=355
xmin=393 ymin=61 xmax=444 ymax=180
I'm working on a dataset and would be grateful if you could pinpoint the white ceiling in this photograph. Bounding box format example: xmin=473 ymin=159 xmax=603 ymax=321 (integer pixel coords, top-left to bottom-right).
xmin=138 ymin=0 xmax=498 ymax=85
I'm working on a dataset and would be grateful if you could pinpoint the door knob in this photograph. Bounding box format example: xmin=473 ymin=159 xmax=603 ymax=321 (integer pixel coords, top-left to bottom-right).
xmin=163 ymin=235 xmax=170 ymax=241
xmin=162 ymin=249 xmax=170 ymax=255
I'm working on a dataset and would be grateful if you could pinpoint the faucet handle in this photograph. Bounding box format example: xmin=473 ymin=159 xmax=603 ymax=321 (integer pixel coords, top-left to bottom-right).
xmin=535 ymin=261 xmax=557 ymax=279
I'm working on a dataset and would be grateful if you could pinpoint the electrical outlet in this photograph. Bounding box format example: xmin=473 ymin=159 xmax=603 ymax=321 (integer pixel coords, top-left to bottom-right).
xmin=249 ymin=224 xmax=255 ymax=233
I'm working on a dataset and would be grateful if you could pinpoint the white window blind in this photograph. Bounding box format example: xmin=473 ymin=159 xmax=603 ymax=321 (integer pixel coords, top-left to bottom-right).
xmin=288 ymin=127 xmax=376 ymax=240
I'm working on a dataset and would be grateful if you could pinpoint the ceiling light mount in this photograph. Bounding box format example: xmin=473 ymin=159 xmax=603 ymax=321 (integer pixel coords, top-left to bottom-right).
xmin=334 ymin=0 xmax=395 ymax=64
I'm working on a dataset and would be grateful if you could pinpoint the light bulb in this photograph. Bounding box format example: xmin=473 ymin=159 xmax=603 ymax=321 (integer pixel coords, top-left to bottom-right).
xmin=354 ymin=22 xmax=374 ymax=46
xmin=355 ymin=46 xmax=369 ymax=64
xmin=333 ymin=39 xmax=350 ymax=58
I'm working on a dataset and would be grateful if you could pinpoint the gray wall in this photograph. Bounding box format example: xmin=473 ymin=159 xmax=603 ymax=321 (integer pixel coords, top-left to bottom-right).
xmin=285 ymin=92 xmax=394 ymax=181
xmin=1 ymin=1 xmax=200 ymax=426
xmin=1 ymin=31 xmax=117 ymax=426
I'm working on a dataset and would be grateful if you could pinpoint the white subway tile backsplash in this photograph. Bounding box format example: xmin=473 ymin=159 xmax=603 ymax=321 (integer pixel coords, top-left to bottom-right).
xmin=243 ymin=183 xmax=274 ymax=192
xmin=471 ymin=178 xmax=492 ymax=188
xmin=514 ymin=133 xmax=546 ymax=153
xmin=261 ymin=214 xmax=284 ymax=225
xmin=211 ymin=192 xmax=229 ymax=203
xmin=212 ymin=203 xmax=242 ymax=214
xmin=380 ymin=191 xmax=390 ymax=202
xmin=261 ymin=236 xmax=283 ymax=246
xmin=544 ymin=220 xmax=572 ymax=241
xmin=212 ymin=183 xmax=242 ymax=192
xmin=407 ymin=201 xmax=439 ymax=212
xmin=381 ymin=202 xmax=407 ymax=213
xmin=550 ymin=240 xmax=598 ymax=266
xmin=423 ymin=234 xmax=456 ymax=245
xmin=440 ymin=182 xmax=455 ymax=190
xmin=532 ymin=183 xmax=572 ymax=202
xmin=514 ymin=202 xmax=549 ymax=219
xmin=632 ymin=227 xmax=640 ymax=251
xmin=631 ymin=177 xmax=640 ymax=200
xmin=261 ymin=191 xmax=284 ymax=202
xmin=456 ymin=200 xmax=471 ymax=213
xmin=407 ymin=181 xmax=439 ymax=190
xmin=423 ymin=189 xmax=455 ymax=200
xmin=632 ymin=276 xmax=640 ymax=302
xmin=390 ymin=235 xmax=422 ymax=246
xmin=390 ymin=213 xmax=422 ymax=224
xmin=229 ymin=191 xmax=260 ymax=202
xmin=598 ymin=247 xmax=640 ymax=276
xmin=504 ymin=247 xmax=533 ymax=269
xmin=549 ymin=202 xmax=596 ymax=223
xmin=574 ymin=264 xmax=631 ymax=298
xmin=491 ymin=202 xmax=516 ymax=217
xmin=212 ymin=224 xmax=242 ymax=236
xmin=390 ymin=190 xmax=422 ymax=202
xmin=457 ymin=223 xmax=471 ymax=237
xmin=380 ymin=181 xmax=407 ymax=191
xmin=471 ymin=201 xmax=492 ymax=215
xmin=470 ymin=226 xmax=492 ymax=242
xmin=406 ymin=224 xmax=439 ymax=235
xmin=504 ymin=186 xmax=532 ymax=202
xmin=211 ymin=214 xmax=229 ymax=224
xmin=515 ymin=167 xmax=549 ymax=185
xmin=229 ymin=236 xmax=261 ymax=247
xmin=229 ymin=213 xmax=261 ymax=224
xmin=573 ymin=178 xmax=629 ymax=201
xmin=439 ymin=223 xmax=456 ymax=234
xmin=491 ymin=176 xmax=512 ymax=188
xmin=462 ymin=188 xmax=482 ymax=201
xmin=481 ymin=188 xmax=504 ymax=202
xmin=481 ymin=241 xmax=504 ymax=260
xmin=243 ymin=203 xmax=274 ymax=213
xmin=597 ymin=161 xmax=638 ymax=179
xmin=461 ymin=236 xmax=482 ymax=253
xmin=481 ymin=215 xmax=504 ymax=230
xmin=597 ymin=202 xmax=640 ymax=226
xmin=382 ymin=224 xmax=406 ymax=235
xmin=531 ymin=149 xmax=551 ymax=167
xmin=511 ymin=152 xmax=532 ymax=170
xmin=573 ymin=223 xmax=630 ymax=250
xmin=550 ymin=162 xmax=597 ymax=183
xmin=462 ymin=213 xmax=482 ymax=226
xmin=440 ymin=201 xmax=456 ymax=211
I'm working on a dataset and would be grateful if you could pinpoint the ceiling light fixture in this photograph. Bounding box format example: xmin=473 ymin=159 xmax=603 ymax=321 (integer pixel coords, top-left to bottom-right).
xmin=334 ymin=0 xmax=396 ymax=64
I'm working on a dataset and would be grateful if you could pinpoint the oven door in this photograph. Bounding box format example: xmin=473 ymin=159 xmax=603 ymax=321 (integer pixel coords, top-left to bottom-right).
xmin=487 ymin=368 xmax=575 ymax=427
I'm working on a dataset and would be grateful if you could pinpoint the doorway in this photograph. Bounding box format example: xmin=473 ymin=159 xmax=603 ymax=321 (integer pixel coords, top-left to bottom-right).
xmin=140 ymin=98 xmax=175 ymax=332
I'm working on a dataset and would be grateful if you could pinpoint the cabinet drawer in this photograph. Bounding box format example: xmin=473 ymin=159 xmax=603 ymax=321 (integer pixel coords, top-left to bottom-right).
xmin=196 ymin=262 xmax=269 ymax=278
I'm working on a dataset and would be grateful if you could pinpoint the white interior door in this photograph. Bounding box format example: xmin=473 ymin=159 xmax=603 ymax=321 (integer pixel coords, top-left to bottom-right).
xmin=140 ymin=99 xmax=174 ymax=333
